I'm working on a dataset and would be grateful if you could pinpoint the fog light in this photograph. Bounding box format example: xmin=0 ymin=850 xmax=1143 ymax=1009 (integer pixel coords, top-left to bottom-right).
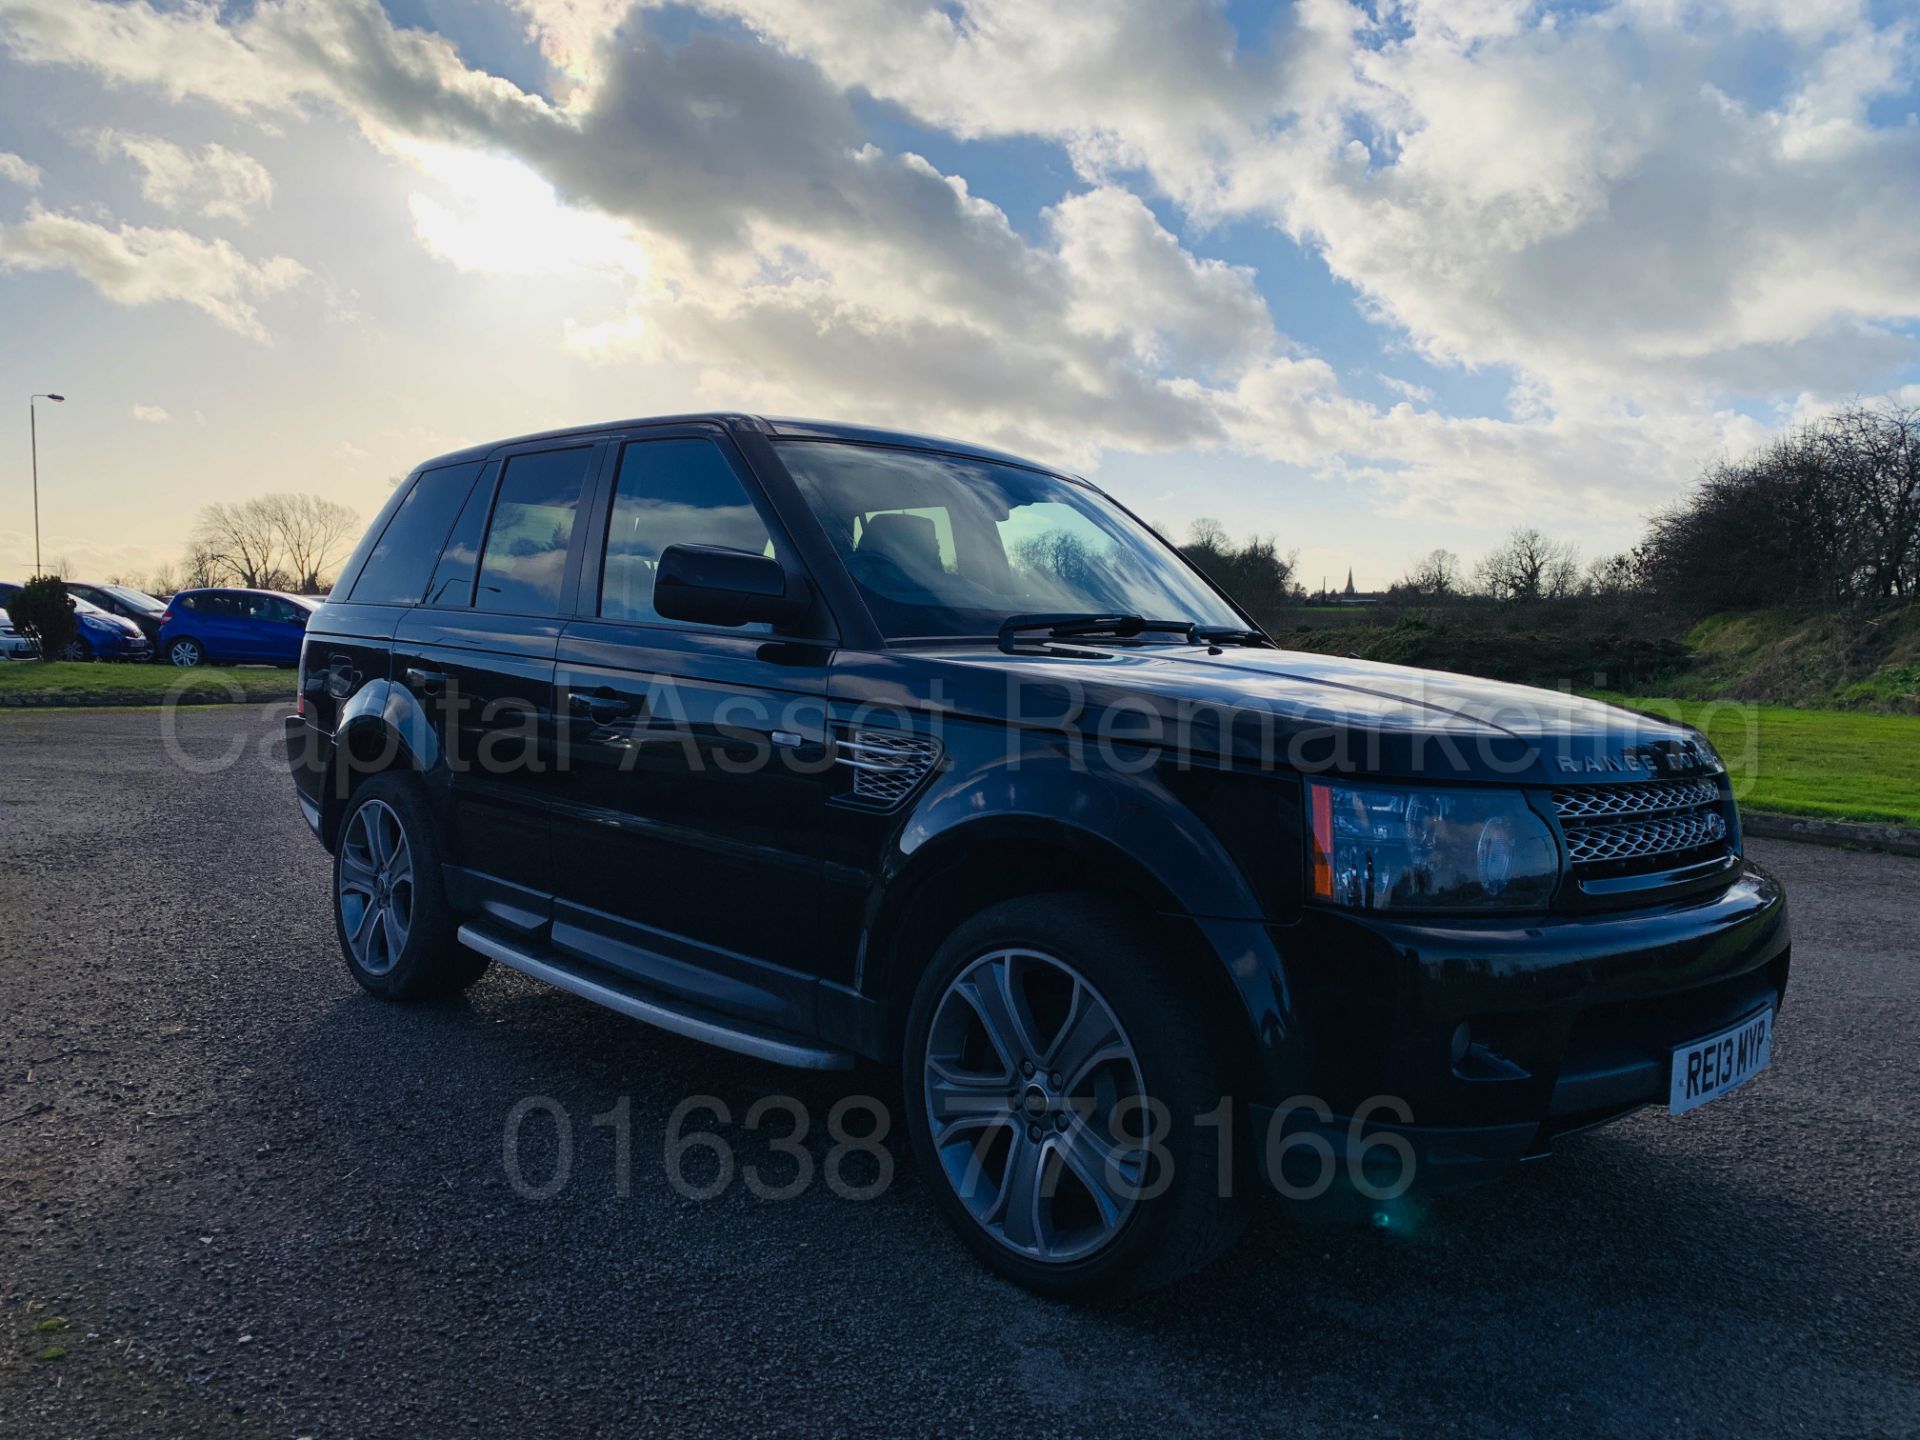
xmin=1449 ymin=1021 xmax=1472 ymax=1066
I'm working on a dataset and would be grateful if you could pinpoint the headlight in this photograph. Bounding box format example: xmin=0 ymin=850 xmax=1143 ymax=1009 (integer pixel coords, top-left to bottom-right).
xmin=1308 ymin=779 xmax=1559 ymax=912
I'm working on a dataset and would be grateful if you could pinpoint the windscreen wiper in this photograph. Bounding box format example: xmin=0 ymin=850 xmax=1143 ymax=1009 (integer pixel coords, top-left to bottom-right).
xmin=995 ymin=613 xmax=1194 ymax=652
xmin=1187 ymin=624 xmax=1274 ymax=648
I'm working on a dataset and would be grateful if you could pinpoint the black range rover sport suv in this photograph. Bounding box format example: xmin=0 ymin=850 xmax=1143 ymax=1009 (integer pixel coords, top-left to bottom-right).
xmin=287 ymin=414 xmax=1789 ymax=1298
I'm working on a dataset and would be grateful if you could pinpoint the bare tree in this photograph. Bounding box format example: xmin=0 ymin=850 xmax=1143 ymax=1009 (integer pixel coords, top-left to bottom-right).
xmin=181 ymin=540 xmax=225 ymax=589
xmin=1475 ymin=528 xmax=1580 ymax=602
xmin=1584 ymin=552 xmax=1643 ymax=596
xmin=193 ymin=499 xmax=282 ymax=588
xmin=187 ymin=493 xmax=357 ymax=592
xmin=1397 ymin=548 xmax=1461 ymax=598
xmin=262 ymin=493 xmax=358 ymax=592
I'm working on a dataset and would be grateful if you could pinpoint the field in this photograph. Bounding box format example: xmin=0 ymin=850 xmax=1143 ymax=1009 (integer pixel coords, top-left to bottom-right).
xmin=0 ymin=660 xmax=294 ymax=704
xmin=1596 ymin=694 xmax=1920 ymax=826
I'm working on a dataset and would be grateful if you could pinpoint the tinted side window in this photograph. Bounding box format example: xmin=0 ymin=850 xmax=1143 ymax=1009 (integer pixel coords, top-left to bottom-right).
xmin=423 ymin=462 xmax=497 ymax=608
xmin=347 ymin=461 xmax=485 ymax=606
xmin=600 ymin=439 xmax=777 ymax=628
xmin=330 ymin=468 xmax=421 ymax=601
xmin=474 ymin=448 xmax=592 ymax=616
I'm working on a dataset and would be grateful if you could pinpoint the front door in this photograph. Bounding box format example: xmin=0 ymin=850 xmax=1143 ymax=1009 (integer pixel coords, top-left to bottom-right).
xmin=548 ymin=431 xmax=841 ymax=1026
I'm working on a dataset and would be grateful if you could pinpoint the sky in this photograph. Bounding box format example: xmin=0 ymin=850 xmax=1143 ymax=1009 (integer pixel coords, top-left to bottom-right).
xmin=1 ymin=0 xmax=1917 ymax=592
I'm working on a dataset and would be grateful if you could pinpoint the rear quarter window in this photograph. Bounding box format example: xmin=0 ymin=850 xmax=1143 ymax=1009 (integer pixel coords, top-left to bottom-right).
xmin=346 ymin=462 xmax=486 ymax=606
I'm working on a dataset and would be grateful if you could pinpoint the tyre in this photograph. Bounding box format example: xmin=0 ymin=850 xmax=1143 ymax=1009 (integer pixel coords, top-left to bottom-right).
xmin=167 ymin=636 xmax=205 ymax=668
xmin=60 ymin=636 xmax=93 ymax=662
xmin=333 ymin=773 xmax=489 ymax=1001
xmin=902 ymin=893 xmax=1245 ymax=1300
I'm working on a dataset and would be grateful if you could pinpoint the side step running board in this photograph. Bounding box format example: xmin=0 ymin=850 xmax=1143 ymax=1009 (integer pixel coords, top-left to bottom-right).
xmin=457 ymin=924 xmax=854 ymax=1071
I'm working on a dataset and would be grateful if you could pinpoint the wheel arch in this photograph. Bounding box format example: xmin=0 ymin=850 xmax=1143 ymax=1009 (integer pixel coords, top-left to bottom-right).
xmin=862 ymin=816 xmax=1269 ymax=1099
xmin=318 ymin=679 xmax=436 ymax=848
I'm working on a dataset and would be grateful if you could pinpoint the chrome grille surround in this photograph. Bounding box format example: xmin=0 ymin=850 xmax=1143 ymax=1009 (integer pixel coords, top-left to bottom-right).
xmin=833 ymin=728 xmax=940 ymax=808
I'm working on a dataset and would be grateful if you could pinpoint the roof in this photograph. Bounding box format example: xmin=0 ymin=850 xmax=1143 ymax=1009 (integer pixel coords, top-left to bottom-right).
xmin=175 ymin=586 xmax=315 ymax=600
xmin=408 ymin=413 xmax=1060 ymax=477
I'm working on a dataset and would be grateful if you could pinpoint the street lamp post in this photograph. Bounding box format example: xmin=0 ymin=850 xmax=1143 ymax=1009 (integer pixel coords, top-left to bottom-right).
xmin=29 ymin=392 xmax=65 ymax=577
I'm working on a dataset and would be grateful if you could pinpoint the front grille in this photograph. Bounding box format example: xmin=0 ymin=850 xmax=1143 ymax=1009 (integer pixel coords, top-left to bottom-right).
xmin=1551 ymin=778 xmax=1719 ymax=820
xmin=1552 ymin=779 xmax=1733 ymax=880
xmin=833 ymin=728 xmax=940 ymax=809
xmin=1562 ymin=809 xmax=1728 ymax=865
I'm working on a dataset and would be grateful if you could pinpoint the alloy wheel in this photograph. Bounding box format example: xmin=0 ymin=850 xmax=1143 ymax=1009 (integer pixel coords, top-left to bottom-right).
xmin=337 ymin=798 xmax=415 ymax=977
xmin=169 ymin=640 xmax=201 ymax=667
xmin=923 ymin=949 xmax=1148 ymax=1264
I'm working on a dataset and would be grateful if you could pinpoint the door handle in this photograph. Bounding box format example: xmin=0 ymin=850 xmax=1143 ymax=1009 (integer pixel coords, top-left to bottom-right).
xmin=405 ymin=667 xmax=449 ymax=695
xmin=568 ymin=688 xmax=638 ymax=724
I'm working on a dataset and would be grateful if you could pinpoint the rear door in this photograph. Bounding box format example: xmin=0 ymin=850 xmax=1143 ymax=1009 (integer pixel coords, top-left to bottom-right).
xmin=196 ymin=593 xmax=247 ymax=658
xmin=392 ymin=440 xmax=602 ymax=933
xmin=232 ymin=593 xmax=280 ymax=661
xmin=548 ymin=429 xmax=842 ymax=1017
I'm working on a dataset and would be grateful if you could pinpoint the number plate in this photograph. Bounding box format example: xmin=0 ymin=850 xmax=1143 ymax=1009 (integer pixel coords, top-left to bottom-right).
xmin=1669 ymin=1007 xmax=1773 ymax=1116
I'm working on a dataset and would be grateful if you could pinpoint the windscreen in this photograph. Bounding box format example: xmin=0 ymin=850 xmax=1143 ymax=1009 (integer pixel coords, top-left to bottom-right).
xmin=104 ymin=585 xmax=164 ymax=611
xmin=776 ymin=442 xmax=1242 ymax=639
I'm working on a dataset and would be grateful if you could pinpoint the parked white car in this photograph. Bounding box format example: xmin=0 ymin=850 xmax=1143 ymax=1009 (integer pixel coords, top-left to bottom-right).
xmin=0 ymin=607 xmax=39 ymax=659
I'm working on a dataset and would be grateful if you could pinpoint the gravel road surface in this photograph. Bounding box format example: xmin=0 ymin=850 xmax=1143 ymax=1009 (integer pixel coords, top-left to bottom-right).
xmin=2 ymin=705 xmax=1915 ymax=1437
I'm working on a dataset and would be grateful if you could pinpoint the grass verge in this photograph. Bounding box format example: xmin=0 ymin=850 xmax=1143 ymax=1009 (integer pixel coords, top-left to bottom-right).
xmin=1592 ymin=693 xmax=1920 ymax=827
xmin=0 ymin=660 xmax=293 ymax=704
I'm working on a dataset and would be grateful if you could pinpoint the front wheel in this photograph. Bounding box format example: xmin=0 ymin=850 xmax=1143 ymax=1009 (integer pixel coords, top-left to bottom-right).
xmin=60 ymin=636 xmax=93 ymax=662
xmin=167 ymin=637 xmax=205 ymax=668
xmin=902 ymin=893 xmax=1245 ymax=1300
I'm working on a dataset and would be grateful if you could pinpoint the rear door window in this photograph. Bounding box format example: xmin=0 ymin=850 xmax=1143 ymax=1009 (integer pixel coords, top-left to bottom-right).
xmin=347 ymin=461 xmax=485 ymax=606
xmin=474 ymin=448 xmax=593 ymax=616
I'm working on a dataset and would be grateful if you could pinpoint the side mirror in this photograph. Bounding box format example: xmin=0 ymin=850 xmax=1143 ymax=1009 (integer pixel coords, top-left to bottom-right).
xmin=653 ymin=544 xmax=811 ymax=629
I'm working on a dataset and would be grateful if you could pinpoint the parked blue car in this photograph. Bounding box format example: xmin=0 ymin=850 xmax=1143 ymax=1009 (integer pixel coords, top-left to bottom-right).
xmin=0 ymin=581 xmax=152 ymax=661
xmin=158 ymin=588 xmax=319 ymax=667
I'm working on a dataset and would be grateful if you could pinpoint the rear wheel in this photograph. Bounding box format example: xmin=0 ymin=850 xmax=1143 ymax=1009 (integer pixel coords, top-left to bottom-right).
xmin=167 ymin=637 xmax=205 ymax=668
xmin=903 ymin=893 xmax=1245 ymax=1300
xmin=333 ymin=773 xmax=488 ymax=1000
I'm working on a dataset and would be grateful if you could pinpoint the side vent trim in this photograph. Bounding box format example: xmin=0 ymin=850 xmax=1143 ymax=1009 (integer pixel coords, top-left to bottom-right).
xmin=832 ymin=727 xmax=941 ymax=810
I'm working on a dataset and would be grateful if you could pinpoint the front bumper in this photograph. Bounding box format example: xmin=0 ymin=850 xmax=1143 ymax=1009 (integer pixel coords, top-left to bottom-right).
xmin=1244 ymin=861 xmax=1789 ymax=1190
xmin=94 ymin=633 xmax=152 ymax=660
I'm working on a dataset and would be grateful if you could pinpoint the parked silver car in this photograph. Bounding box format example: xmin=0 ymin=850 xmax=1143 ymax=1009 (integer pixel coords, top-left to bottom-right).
xmin=0 ymin=608 xmax=39 ymax=659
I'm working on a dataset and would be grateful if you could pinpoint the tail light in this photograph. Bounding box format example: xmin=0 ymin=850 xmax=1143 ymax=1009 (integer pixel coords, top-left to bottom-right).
xmin=159 ymin=610 xmax=172 ymax=623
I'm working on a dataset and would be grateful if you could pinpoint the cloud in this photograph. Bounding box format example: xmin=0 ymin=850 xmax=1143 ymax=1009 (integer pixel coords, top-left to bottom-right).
xmin=640 ymin=0 xmax=1920 ymax=411
xmin=90 ymin=130 xmax=274 ymax=222
xmin=0 ymin=205 xmax=306 ymax=341
xmin=0 ymin=149 xmax=40 ymax=188
xmin=130 ymin=403 xmax=171 ymax=422
xmin=2 ymin=0 xmax=1914 ymax=529
xmin=1380 ymin=375 xmax=1435 ymax=405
